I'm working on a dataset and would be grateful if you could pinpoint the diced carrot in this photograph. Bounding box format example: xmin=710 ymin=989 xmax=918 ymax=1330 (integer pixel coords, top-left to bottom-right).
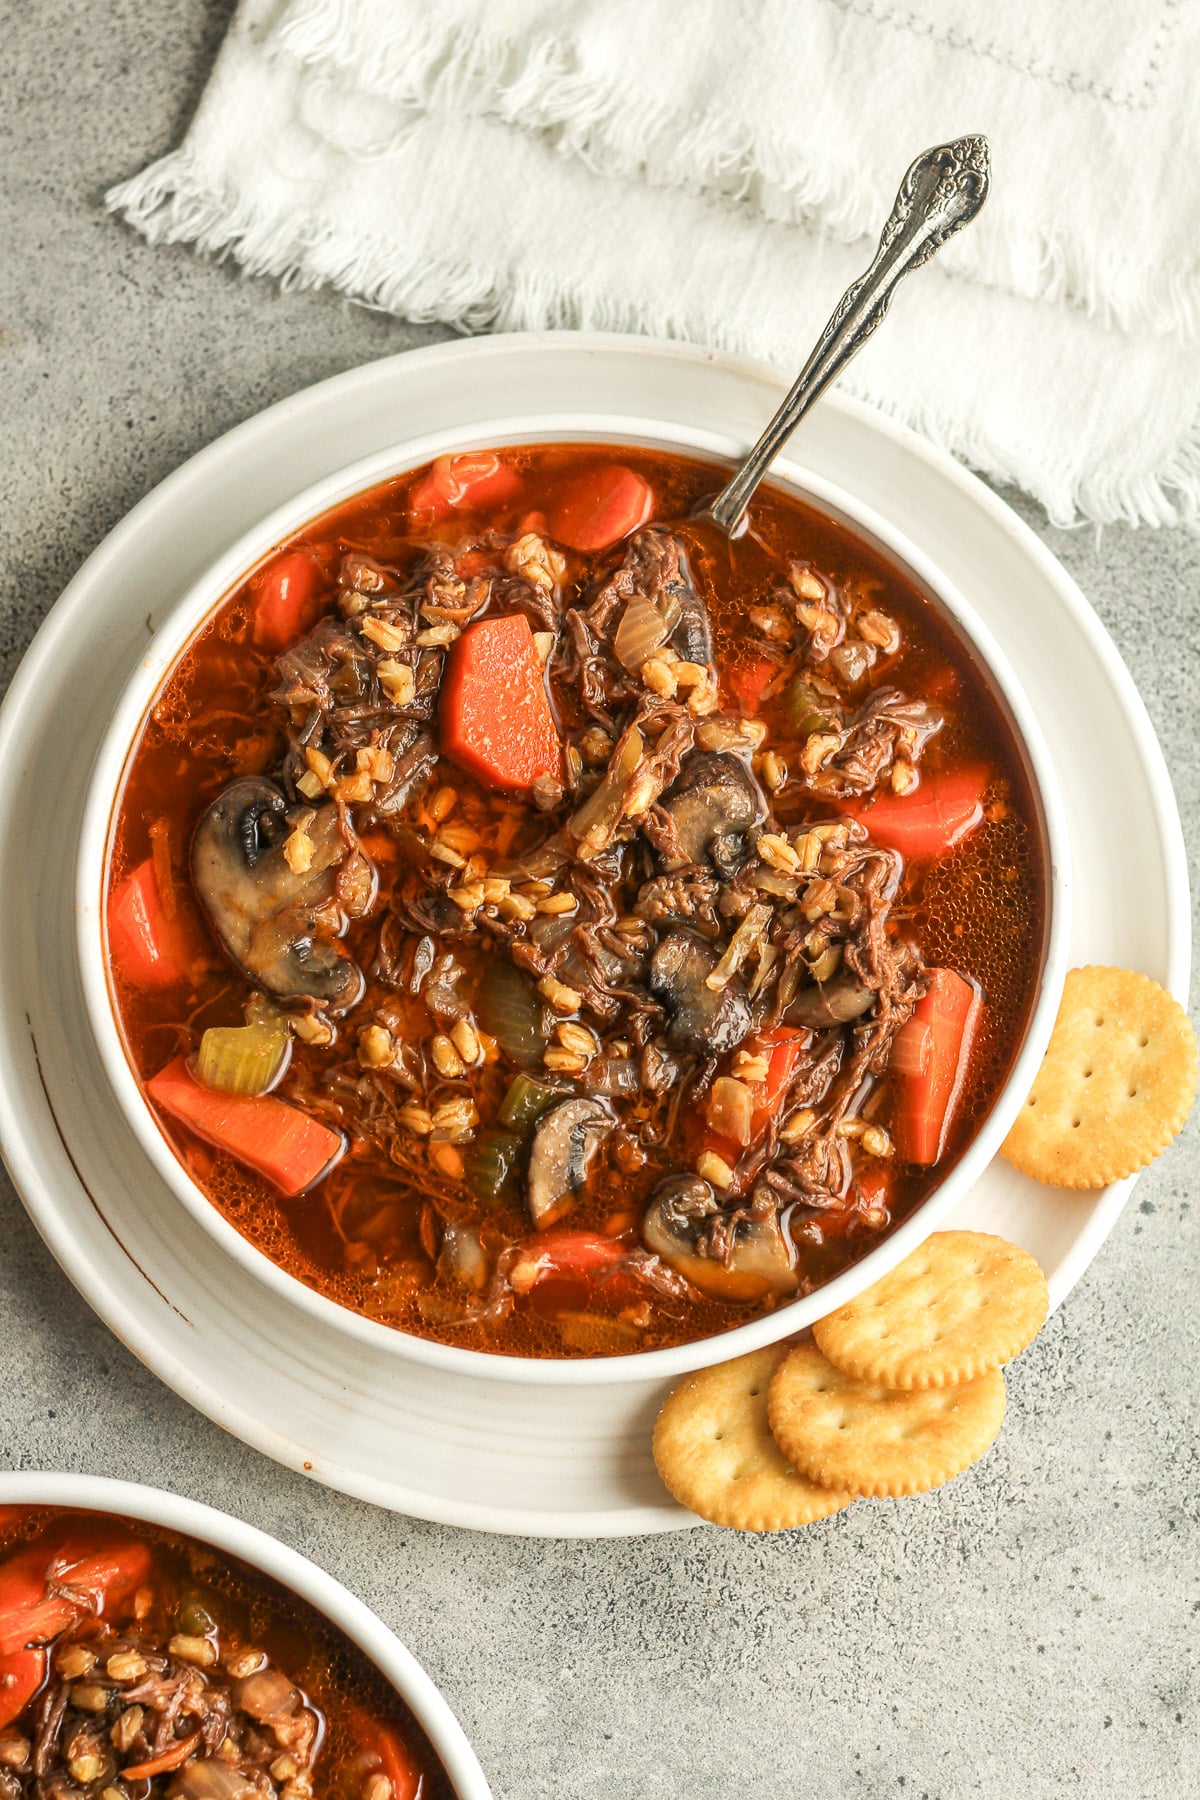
xmin=454 ymin=548 xmax=498 ymax=578
xmin=409 ymin=452 xmax=522 ymax=522
xmin=547 ymin=465 xmax=654 ymax=552
xmin=146 ymin=1057 xmax=344 ymax=1197
xmin=0 ymin=1538 xmax=151 ymax=1657
xmin=753 ymin=1027 xmax=809 ymax=1125
xmin=854 ymin=1165 xmax=893 ymax=1205
xmin=109 ymin=860 xmax=198 ymax=991
xmin=350 ymin=1713 xmax=424 ymax=1800
xmin=0 ymin=1553 xmax=50 ymax=1658
xmin=700 ymin=1027 xmax=810 ymax=1168
xmin=440 ymin=614 xmax=564 ymax=792
xmin=724 ymin=655 xmax=777 ymax=716
xmin=891 ymin=968 xmax=981 ymax=1164
xmin=251 ymin=551 xmax=325 ymax=652
xmin=122 ymin=1731 xmax=205 ymax=1779
xmin=513 ymin=1230 xmax=628 ymax=1288
xmin=846 ymin=768 xmax=986 ymax=861
xmin=0 ymin=1647 xmax=44 ymax=1728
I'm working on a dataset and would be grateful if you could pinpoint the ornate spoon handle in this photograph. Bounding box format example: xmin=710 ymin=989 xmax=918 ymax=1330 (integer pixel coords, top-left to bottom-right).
xmin=705 ymin=135 xmax=990 ymax=536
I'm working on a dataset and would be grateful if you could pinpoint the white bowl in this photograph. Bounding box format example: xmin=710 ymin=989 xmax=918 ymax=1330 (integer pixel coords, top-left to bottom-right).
xmin=77 ymin=411 xmax=1071 ymax=1388
xmin=0 ymin=1472 xmax=491 ymax=1795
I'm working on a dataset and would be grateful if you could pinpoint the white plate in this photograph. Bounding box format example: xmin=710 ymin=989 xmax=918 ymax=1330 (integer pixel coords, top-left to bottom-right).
xmin=0 ymin=333 xmax=1189 ymax=1536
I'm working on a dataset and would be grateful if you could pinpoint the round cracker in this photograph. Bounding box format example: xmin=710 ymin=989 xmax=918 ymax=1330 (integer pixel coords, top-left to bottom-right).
xmin=812 ymin=1230 xmax=1048 ymax=1389
xmin=768 ymin=1341 xmax=1006 ymax=1497
xmin=1001 ymin=966 xmax=1196 ymax=1189
xmin=652 ymin=1345 xmax=855 ymax=1531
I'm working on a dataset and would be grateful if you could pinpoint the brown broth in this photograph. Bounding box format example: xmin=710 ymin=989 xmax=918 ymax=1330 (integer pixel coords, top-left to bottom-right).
xmin=106 ymin=443 xmax=1047 ymax=1358
xmin=0 ymin=1507 xmax=452 ymax=1798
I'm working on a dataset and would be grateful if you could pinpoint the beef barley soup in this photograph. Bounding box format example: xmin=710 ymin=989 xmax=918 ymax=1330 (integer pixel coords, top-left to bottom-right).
xmin=0 ymin=1508 xmax=450 ymax=1799
xmin=105 ymin=444 xmax=1046 ymax=1358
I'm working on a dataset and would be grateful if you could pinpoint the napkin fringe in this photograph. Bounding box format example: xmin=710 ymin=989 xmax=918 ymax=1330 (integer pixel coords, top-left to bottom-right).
xmin=107 ymin=152 xmax=1200 ymax=530
xmin=276 ymin=0 xmax=1200 ymax=343
xmin=276 ymin=2 xmax=869 ymax=242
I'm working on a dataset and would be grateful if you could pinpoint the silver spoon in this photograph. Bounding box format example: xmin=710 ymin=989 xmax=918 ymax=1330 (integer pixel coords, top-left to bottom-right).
xmin=703 ymin=135 xmax=990 ymax=537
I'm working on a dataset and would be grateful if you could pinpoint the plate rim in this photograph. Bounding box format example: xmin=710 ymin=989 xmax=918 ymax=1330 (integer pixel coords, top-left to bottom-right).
xmin=0 ymin=330 xmax=1190 ymax=1535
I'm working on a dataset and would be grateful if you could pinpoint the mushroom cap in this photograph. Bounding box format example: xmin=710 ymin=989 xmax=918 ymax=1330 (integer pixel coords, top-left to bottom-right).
xmin=191 ymin=777 xmax=365 ymax=1011
xmin=648 ymin=929 xmax=753 ymax=1055
xmin=526 ymin=1097 xmax=614 ymax=1229
xmin=658 ymin=751 xmax=763 ymax=876
xmin=642 ymin=1176 xmax=799 ymax=1302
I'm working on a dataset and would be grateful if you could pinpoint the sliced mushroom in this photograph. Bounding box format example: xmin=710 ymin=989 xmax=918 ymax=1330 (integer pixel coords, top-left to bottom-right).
xmin=648 ymin=930 xmax=753 ymax=1054
xmin=669 ymin=576 xmax=713 ymax=665
xmin=192 ymin=777 xmax=365 ymax=1012
xmin=787 ymin=971 xmax=876 ymax=1028
xmin=527 ymin=907 xmax=644 ymax=993
xmin=659 ymin=752 xmax=762 ymax=876
xmin=642 ymin=1176 xmax=799 ymax=1301
xmin=527 ymin=1098 xmax=613 ymax=1229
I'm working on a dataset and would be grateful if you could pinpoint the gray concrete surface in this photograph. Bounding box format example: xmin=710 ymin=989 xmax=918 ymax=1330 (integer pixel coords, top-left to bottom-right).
xmin=1 ymin=6 xmax=1197 ymax=1797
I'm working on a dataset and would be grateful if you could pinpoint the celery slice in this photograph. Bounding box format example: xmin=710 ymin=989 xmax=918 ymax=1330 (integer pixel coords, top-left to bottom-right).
xmin=195 ymin=1016 xmax=290 ymax=1096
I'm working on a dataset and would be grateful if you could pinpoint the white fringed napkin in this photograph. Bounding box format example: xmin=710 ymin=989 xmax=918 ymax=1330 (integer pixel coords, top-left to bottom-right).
xmin=110 ymin=0 xmax=1200 ymax=527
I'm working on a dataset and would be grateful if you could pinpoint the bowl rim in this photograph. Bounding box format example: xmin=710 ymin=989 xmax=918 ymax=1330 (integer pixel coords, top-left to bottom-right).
xmin=0 ymin=1471 xmax=492 ymax=1796
xmin=76 ymin=411 xmax=1072 ymax=1387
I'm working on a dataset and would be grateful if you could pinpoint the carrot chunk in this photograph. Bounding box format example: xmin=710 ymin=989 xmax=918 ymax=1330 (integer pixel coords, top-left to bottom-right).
xmin=0 ymin=1647 xmax=43 ymax=1728
xmin=349 ymin=1713 xmax=424 ymax=1800
xmin=848 ymin=768 xmax=986 ymax=861
xmin=547 ymin=464 xmax=654 ymax=552
xmin=146 ymin=1056 xmax=344 ymax=1197
xmin=109 ymin=860 xmax=197 ymax=990
xmin=701 ymin=1026 xmax=810 ymax=1168
xmin=251 ymin=551 xmax=325 ymax=652
xmin=724 ymin=654 xmax=777 ymax=716
xmin=891 ymin=968 xmax=981 ymax=1164
xmin=753 ymin=1027 xmax=809 ymax=1125
xmin=510 ymin=1230 xmax=629 ymax=1296
xmin=440 ymin=614 xmax=564 ymax=792
xmin=0 ymin=1538 xmax=151 ymax=1657
xmin=409 ymin=451 xmax=522 ymax=521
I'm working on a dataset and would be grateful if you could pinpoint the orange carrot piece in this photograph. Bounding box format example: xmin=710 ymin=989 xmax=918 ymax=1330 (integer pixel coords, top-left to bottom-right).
xmin=146 ymin=1057 xmax=344 ymax=1197
xmin=251 ymin=551 xmax=325 ymax=652
xmin=122 ymin=1731 xmax=205 ymax=1779
xmin=350 ymin=1713 xmax=424 ymax=1800
xmin=109 ymin=860 xmax=197 ymax=990
xmin=548 ymin=464 xmax=653 ymax=552
xmin=891 ymin=968 xmax=981 ymax=1164
xmin=0 ymin=1647 xmax=44 ymax=1728
xmin=723 ymin=654 xmax=777 ymax=716
xmin=700 ymin=1027 xmax=810 ymax=1169
xmin=440 ymin=614 xmax=564 ymax=792
xmin=409 ymin=452 xmax=522 ymax=522
xmin=0 ymin=1538 xmax=151 ymax=1656
xmin=846 ymin=767 xmax=986 ymax=861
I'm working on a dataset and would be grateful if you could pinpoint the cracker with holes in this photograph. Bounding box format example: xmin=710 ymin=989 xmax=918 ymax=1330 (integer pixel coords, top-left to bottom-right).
xmin=768 ymin=1341 xmax=1006 ymax=1497
xmin=812 ymin=1230 xmax=1048 ymax=1390
xmin=652 ymin=1344 xmax=855 ymax=1530
xmin=1001 ymin=966 xmax=1197 ymax=1188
